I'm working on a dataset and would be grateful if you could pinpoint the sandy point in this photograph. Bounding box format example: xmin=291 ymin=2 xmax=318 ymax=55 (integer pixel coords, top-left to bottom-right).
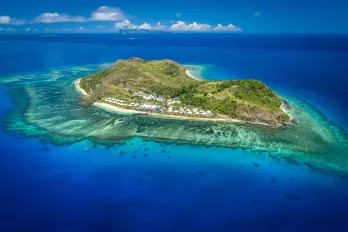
xmin=74 ymin=79 xmax=89 ymax=96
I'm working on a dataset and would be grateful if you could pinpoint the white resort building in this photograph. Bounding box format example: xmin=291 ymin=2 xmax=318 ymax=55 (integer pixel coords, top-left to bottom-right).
xmin=104 ymin=97 xmax=214 ymax=117
xmin=133 ymin=92 xmax=164 ymax=102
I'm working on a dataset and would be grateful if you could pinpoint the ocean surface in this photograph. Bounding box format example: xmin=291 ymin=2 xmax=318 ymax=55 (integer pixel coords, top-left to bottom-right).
xmin=0 ymin=33 xmax=348 ymax=231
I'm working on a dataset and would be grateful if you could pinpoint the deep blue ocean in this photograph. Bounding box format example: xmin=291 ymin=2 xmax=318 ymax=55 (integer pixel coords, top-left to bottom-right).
xmin=0 ymin=33 xmax=348 ymax=231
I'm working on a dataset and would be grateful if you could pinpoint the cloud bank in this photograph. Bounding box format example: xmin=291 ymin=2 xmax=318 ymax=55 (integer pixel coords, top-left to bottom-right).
xmin=90 ymin=6 xmax=125 ymax=21
xmin=0 ymin=15 xmax=25 ymax=25
xmin=1 ymin=6 xmax=241 ymax=33
xmin=170 ymin=21 xmax=212 ymax=32
xmin=0 ymin=16 xmax=10 ymax=24
xmin=34 ymin=6 xmax=126 ymax=23
xmin=33 ymin=13 xmax=85 ymax=23
xmin=114 ymin=20 xmax=241 ymax=32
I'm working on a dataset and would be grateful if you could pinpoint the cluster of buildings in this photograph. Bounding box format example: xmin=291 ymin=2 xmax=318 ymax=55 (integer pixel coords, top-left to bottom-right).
xmin=133 ymin=92 xmax=183 ymax=106
xmin=133 ymin=91 xmax=164 ymax=102
xmin=104 ymin=97 xmax=213 ymax=117
xmin=167 ymin=99 xmax=182 ymax=105
xmin=167 ymin=106 xmax=213 ymax=117
xmin=104 ymin=97 xmax=162 ymax=112
xmin=104 ymin=98 xmax=140 ymax=107
xmin=138 ymin=104 xmax=163 ymax=112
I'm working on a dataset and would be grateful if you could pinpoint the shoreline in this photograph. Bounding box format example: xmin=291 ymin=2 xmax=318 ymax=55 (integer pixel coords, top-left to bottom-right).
xmin=74 ymin=79 xmax=88 ymax=96
xmin=94 ymin=102 xmax=148 ymax=115
xmin=281 ymin=100 xmax=296 ymax=123
xmin=94 ymin=102 xmax=248 ymax=124
xmin=93 ymin=101 xmax=278 ymax=127
xmin=74 ymin=76 xmax=287 ymax=128
xmin=185 ymin=69 xmax=203 ymax=81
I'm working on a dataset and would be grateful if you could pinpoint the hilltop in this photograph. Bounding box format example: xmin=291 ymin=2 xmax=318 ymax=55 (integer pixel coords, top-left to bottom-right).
xmin=78 ymin=58 xmax=290 ymax=127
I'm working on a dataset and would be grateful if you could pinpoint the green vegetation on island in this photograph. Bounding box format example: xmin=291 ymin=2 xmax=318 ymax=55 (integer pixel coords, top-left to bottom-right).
xmin=79 ymin=58 xmax=290 ymax=126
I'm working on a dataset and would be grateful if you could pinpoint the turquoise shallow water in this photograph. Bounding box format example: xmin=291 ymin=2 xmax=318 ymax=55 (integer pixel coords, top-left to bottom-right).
xmin=1 ymin=34 xmax=348 ymax=231
xmin=1 ymin=108 xmax=348 ymax=231
xmin=1 ymin=63 xmax=348 ymax=231
xmin=2 ymin=64 xmax=347 ymax=174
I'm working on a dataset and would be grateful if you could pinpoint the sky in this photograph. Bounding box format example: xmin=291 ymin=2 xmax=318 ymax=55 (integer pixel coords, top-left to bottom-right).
xmin=0 ymin=0 xmax=347 ymax=33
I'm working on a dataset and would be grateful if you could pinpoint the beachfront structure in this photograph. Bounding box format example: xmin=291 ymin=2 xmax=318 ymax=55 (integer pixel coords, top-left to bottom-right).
xmin=133 ymin=92 xmax=163 ymax=102
xmin=167 ymin=99 xmax=181 ymax=105
xmin=133 ymin=93 xmax=182 ymax=105
xmin=104 ymin=97 xmax=213 ymax=117
xmin=138 ymin=104 xmax=162 ymax=112
xmin=105 ymin=97 xmax=162 ymax=112
xmin=166 ymin=105 xmax=213 ymax=117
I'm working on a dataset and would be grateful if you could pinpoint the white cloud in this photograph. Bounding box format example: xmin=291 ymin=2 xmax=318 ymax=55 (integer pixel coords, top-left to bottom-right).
xmin=2 ymin=6 xmax=241 ymax=32
xmin=113 ymin=20 xmax=241 ymax=33
xmin=170 ymin=21 xmax=211 ymax=32
xmin=90 ymin=6 xmax=125 ymax=21
xmin=138 ymin=22 xmax=152 ymax=30
xmin=153 ymin=22 xmax=167 ymax=30
xmin=0 ymin=16 xmax=11 ymax=24
xmin=25 ymin=28 xmax=31 ymax=32
xmin=33 ymin=6 xmax=125 ymax=24
xmin=213 ymin=24 xmax=241 ymax=32
xmin=78 ymin=27 xmax=86 ymax=31
xmin=170 ymin=21 xmax=240 ymax=32
xmin=114 ymin=20 xmax=168 ymax=31
xmin=34 ymin=13 xmax=85 ymax=23
xmin=0 ymin=15 xmax=25 ymax=25
xmin=0 ymin=28 xmax=3 ymax=31
xmin=253 ymin=12 xmax=261 ymax=17
xmin=44 ymin=28 xmax=51 ymax=31
xmin=114 ymin=20 xmax=137 ymax=30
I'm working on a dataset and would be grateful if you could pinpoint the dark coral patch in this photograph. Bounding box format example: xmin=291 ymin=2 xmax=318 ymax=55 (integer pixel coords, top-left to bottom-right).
xmin=252 ymin=162 xmax=260 ymax=168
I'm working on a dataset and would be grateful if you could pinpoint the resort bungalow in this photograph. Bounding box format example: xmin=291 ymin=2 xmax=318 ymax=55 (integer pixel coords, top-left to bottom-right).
xmin=138 ymin=104 xmax=162 ymax=112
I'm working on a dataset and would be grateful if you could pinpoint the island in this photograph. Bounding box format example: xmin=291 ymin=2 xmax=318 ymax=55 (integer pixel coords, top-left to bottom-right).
xmin=75 ymin=58 xmax=290 ymax=127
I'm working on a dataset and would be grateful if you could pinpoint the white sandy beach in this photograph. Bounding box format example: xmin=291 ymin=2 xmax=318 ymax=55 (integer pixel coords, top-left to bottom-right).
xmin=94 ymin=102 xmax=147 ymax=115
xmin=185 ymin=69 xmax=202 ymax=81
xmin=74 ymin=79 xmax=89 ymax=96
xmin=94 ymin=100 xmax=277 ymax=126
xmin=94 ymin=102 xmax=246 ymax=123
